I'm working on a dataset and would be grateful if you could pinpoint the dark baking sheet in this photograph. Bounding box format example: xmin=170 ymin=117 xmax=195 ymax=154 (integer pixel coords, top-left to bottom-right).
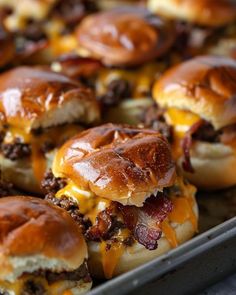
xmin=88 ymin=190 xmax=236 ymax=295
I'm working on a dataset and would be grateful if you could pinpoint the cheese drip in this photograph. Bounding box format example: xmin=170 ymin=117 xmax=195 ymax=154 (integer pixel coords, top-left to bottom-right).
xmin=3 ymin=124 xmax=81 ymax=185
xmin=56 ymin=179 xmax=197 ymax=278
xmin=96 ymin=62 xmax=166 ymax=99
xmin=165 ymin=108 xmax=201 ymax=159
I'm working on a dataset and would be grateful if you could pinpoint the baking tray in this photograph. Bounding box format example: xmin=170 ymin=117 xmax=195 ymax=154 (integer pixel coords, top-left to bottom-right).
xmin=88 ymin=190 xmax=236 ymax=295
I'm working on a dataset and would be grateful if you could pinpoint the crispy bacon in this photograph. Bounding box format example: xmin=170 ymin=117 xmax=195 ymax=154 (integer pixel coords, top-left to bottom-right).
xmin=118 ymin=194 xmax=173 ymax=250
xmin=85 ymin=206 xmax=125 ymax=241
xmin=182 ymin=120 xmax=204 ymax=173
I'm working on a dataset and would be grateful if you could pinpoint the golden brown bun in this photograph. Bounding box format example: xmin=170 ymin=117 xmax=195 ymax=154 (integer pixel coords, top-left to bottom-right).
xmin=0 ymin=196 xmax=87 ymax=282
xmin=179 ymin=141 xmax=236 ymax=190
xmin=147 ymin=0 xmax=236 ymax=27
xmin=89 ymin=193 xmax=198 ymax=278
xmin=153 ymin=55 xmax=236 ymax=129
xmin=0 ymin=66 xmax=100 ymax=130
xmin=76 ymin=7 xmax=176 ymax=66
xmin=0 ymin=24 xmax=15 ymax=68
xmin=53 ymin=124 xmax=176 ymax=206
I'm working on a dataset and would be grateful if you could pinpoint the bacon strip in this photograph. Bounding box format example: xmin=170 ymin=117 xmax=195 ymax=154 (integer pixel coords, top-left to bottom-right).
xmin=182 ymin=120 xmax=204 ymax=173
xmin=118 ymin=194 xmax=173 ymax=250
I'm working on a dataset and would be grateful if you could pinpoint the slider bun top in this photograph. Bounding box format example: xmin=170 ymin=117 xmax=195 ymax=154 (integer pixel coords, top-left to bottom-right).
xmin=53 ymin=124 xmax=176 ymax=206
xmin=76 ymin=7 xmax=176 ymax=67
xmin=147 ymin=0 xmax=236 ymax=27
xmin=153 ymin=55 xmax=236 ymax=129
xmin=0 ymin=24 xmax=15 ymax=68
xmin=0 ymin=196 xmax=87 ymax=282
xmin=0 ymin=66 xmax=100 ymax=131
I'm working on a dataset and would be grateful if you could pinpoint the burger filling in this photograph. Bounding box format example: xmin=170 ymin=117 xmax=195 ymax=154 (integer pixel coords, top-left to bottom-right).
xmin=0 ymin=124 xmax=82 ymax=184
xmin=174 ymin=21 xmax=236 ymax=57
xmin=165 ymin=107 xmax=236 ymax=172
xmin=43 ymin=172 xmax=197 ymax=279
xmin=0 ymin=261 xmax=91 ymax=295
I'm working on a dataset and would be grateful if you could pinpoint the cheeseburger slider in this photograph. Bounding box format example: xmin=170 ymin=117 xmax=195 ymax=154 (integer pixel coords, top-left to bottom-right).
xmin=45 ymin=124 xmax=198 ymax=278
xmin=153 ymin=55 xmax=236 ymax=190
xmin=0 ymin=66 xmax=100 ymax=194
xmin=0 ymin=196 xmax=91 ymax=295
xmin=72 ymin=7 xmax=176 ymax=123
xmin=147 ymin=0 xmax=236 ymax=56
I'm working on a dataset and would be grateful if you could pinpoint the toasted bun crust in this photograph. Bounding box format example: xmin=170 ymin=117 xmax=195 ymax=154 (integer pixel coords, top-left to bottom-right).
xmin=88 ymin=194 xmax=198 ymax=278
xmin=53 ymin=124 xmax=176 ymax=206
xmin=76 ymin=7 xmax=176 ymax=66
xmin=0 ymin=67 xmax=100 ymax=131
xmin=179 ymin=141 xmax=236 ymax=190
xmin=153 ymin=56 xmax=236 ymax=129
xmin=147 ymin=0 xmax=236 ymax=27
xmin=0 ymin=196 xmax=87 ymax=282
xmin=0 ymin=24 xmax=15 ymax=68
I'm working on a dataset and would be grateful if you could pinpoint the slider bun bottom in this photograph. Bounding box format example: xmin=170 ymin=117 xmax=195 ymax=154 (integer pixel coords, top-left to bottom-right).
xmin=179 ymin=141 xmax=236 ymax=190
xmin=0 ymin=152 xmax=54 ymax=194
xmin=88 ymin=201 xmax=198 ymax=278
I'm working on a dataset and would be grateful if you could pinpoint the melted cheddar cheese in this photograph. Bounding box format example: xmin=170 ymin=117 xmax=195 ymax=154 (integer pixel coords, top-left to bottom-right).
xmin=2 ymin=124 xmax=81 ymax=185
xmin=96 ymin=62 xmax=166 ymax=99
xmin=164 ymin=108 xmax=201 ymax=159
xmin=56 ymin=178 xmax=198 ymax=278
xmin=100 ymin=241 xmax=124 ymax=279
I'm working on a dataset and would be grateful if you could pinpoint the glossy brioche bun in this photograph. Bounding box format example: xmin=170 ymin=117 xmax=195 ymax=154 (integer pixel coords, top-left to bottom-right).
xmin=0 ymin=66 xmax=100 ymax=131
xmin=0 ymin=24 xmax=15 ymax=68
xmin=179 ymin=141 xmax=236 ymax=190
xmin=53 ymin=124 xmax=176 ymax=206
xmin=89 ymin=192 xmax=198 ymax=278
xmin=76 ymin=7 xmax=176 ymax=67
xmin=153 ymin=55 xmax=236 ymax=130
xmin=0 ymin=196 xmax=91 ymax=295
xmin=147 ymin=0 xmax=236 ymax=27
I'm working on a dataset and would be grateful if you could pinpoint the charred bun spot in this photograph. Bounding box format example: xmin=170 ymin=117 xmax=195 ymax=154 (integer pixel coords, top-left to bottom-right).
xmin=53 ymin=124 xmax=176 ymax=206
xmin=76 ymin=7 xmax=176 ymax=66
xmin=153 ymin=55 xmax=236 ymax=129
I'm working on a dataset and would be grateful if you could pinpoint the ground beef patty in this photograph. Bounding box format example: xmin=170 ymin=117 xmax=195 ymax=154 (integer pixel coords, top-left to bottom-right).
xmin=1 ymin=138 xmax=31 ymax=161
xmin=139 ymin=104 xmax=173 ymax=142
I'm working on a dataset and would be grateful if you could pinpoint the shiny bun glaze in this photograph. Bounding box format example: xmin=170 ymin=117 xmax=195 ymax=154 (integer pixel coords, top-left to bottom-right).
xmin=0 ymin=24 xmax=14 ymax=68
xmin=0 ymin=66 xmax=99 ymax=130
xmin=148 ymin=0 xmax=236 ymax=27
xmin=0 ymin=196 xmax=87 ymax=277
xmin=153 ymin=55 xmax=236 ymax=129
xmin=53 ymin=124 xmax=176 ymax=206
xmin=77 ymin=7 xmax=176 ymax=66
